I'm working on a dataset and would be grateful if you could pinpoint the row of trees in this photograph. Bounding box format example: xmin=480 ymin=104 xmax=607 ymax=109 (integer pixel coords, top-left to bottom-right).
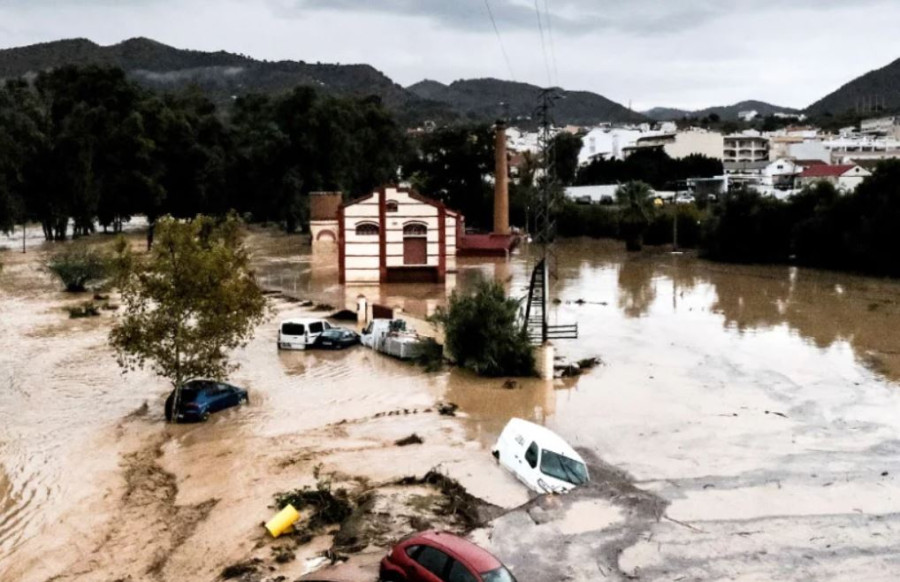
xmin=0 ymin=65 xmax=408 ymax=239
xmin=575 ymin=149 xmax=723 ymax=190
xmin=702 ymin=161 xmax=900 ymax=277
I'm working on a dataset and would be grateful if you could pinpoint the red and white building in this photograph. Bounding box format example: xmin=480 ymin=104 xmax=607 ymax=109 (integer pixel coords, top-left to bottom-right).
xmin=798 ymin=164 xmax=872 ymax=192
xmin=336 ymin=186 xmax=462 ymax=284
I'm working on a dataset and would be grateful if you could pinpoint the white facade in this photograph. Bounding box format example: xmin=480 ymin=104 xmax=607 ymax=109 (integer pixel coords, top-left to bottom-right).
xmin=628 ymin=128 xmax=725 ymax=160
xmin=340 ymin=187 xmax=458 ymax=285
xmin=860 ymin=116 xmax=900 ymax=138
xmin=787 ymin=141 xmax=831 ymax=164
xmin=578 ymin=127 xmax=649 ymax=164
xmin=724 ymin=130 xmax=770 ymax=163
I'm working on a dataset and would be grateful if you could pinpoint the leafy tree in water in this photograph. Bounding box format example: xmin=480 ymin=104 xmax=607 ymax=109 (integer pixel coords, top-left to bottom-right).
xmin=616 ymin=181 xmax=655 ymax=251
xmin=109 ymin=215 xmax=268 ymax=421
xmin=548 ymin=132 xmax=583 ymax=186
xmin=431 ymin=277 xmax=535 ymax=377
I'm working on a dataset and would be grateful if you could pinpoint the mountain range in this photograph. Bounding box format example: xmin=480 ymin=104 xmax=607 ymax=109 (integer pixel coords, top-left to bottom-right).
xmin=642 ymin=100 xmax=803 ymax=122
xmin=0 ymin=37 xmax=898 ymax=126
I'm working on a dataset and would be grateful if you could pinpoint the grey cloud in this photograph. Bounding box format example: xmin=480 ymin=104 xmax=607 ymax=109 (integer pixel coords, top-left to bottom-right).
xmin=268 ymin=0 xmax=887 ymax=36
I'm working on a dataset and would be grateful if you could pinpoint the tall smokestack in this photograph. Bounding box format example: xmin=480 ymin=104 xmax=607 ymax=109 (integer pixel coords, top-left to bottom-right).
xmin=493 ymin=120 xmax=510 ymax=235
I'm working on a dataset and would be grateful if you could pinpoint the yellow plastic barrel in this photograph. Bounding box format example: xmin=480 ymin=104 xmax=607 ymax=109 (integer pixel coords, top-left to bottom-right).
xmin=265 ymin=504 xmax=300 ymax=538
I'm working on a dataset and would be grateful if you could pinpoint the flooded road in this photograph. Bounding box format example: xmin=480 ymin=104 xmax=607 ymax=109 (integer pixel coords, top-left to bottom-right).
xmin=1 ymin=228 xmax=899 ymax=580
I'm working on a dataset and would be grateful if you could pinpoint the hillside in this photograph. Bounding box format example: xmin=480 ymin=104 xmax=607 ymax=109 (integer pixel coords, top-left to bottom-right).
xmin=0 ymin=37 xmax=453 ymax=123
xmin=644 ymin=100 xmax=800 ymax=121
xmin=407 ymin=78 xmax=646 ymax=125
xmin=806 ymin=56 xmax=900 ymax=116
xmin=0 ymin=38 xmax=643 ymax=126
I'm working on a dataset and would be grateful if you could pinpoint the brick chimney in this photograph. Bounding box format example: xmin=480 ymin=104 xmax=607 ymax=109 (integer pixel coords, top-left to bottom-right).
xmin=493 ymin=121 xmax=510 ymax=235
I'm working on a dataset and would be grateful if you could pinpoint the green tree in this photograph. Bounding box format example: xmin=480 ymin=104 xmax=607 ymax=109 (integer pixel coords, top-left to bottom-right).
xmin=47 ymin=245 xmax=110 ymax=292
xmin=616 ymin=181 xmax=655 ymax=251
xmin=431 ymin=277 xmax=535 ymax=377
xmin=548 ymin=132 xmax=583 ymax=186
xmin=109 ymin=215 xmax=268 ymax=421
xmin=404 ymin=124 xmax=495 ymax=229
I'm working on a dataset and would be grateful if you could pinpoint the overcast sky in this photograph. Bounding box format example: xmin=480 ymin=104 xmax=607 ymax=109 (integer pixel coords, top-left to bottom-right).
xmin=2 ymin=0 xmax=899 ymax=110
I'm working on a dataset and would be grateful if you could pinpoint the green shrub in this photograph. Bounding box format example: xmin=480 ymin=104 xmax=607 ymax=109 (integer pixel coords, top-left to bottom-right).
xmin=47 ymin=246 xmax=109 ymax=292
xmin=431 ymin=278 xmax=535 ymax=377
xmin=414 ymin=337 xmax=445 ymax=372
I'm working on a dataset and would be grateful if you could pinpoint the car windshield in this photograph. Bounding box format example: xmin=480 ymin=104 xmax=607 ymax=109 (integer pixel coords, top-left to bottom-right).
xmin=322 ymin=329 xmax=341 ymax=338
xmin=481 ymin=566 xmax=517 ymax=582
xmin=539 ymin=449 xmax=589 ymax=485
xmin=281 ymin=323 xmax=305 ymax=335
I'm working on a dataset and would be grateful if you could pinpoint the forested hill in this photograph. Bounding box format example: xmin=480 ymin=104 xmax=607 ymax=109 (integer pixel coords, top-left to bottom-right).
xmin=0 ymin=37 xmax=454 ymax=124
xmin=643 ymin=100 xmax=801 ymax=121
xmin=408 ymin=78 xmax=646 ymax=125
xmin=806 ymin=56 xmax=900 ymax=116
xmin=0 ymin=38 xmax=644 ymax=125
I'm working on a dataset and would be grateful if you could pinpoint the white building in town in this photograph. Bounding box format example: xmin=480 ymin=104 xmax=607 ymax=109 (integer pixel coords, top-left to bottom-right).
xmin=798 ymin=165 xmax=872 ymax=192
xmin=860 ymin=116 xmax=900 ymax=139
xmin=724 ymin=130 xmax=770 ymax=163
xmin=578 ymin=127 xmax=650 ymax=164
xmin=625 ymin=128 xmax=724 ymax=160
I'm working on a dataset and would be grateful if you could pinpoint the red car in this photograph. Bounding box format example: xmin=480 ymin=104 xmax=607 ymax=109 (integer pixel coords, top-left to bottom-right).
xmin=380 ymin=531 xmax=517 ymax=582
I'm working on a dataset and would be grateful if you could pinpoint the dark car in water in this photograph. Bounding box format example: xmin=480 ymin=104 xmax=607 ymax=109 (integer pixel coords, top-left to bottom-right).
xmin=164 ymin=380 xmax=249 ymax=422
xmin=380 ymin=530 xmax=517 ymax=582
xmin=311 ymin=327 xmax=360 ymax=350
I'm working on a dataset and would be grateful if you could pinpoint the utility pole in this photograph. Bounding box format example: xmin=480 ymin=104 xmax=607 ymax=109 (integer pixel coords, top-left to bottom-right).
xmin=523 ymin=88 xmax=576 ymax=362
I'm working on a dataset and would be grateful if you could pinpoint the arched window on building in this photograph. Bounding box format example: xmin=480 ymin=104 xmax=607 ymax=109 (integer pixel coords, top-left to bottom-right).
xmin=402 ymin=222 xmax=427 ymax=265
xmin=355 ymin=222 xmax=379 ymax=236
xmin=386 ymin=200 xmax=399 ymax=213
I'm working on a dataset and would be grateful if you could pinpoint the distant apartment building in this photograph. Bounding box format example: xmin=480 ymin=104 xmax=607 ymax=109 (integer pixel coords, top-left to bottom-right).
xmin=624 ymin=128 xmax=724 ymax=160
xmin=723 ymin=131 xmax=770 ymax=163
xmin=860 ymin=116 xmax=900 ymax=139
xmin=824 ymin=136 xmax=900 ymax=164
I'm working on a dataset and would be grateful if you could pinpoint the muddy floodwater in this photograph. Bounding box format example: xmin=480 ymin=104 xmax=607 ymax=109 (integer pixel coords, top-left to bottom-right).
xmin=1 ymin=227 xmax=899 ymax=581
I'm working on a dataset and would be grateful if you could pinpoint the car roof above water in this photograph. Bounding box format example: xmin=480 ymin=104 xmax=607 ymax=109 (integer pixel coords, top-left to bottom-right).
xmin=280 ymin=318 xmax=328 ymax=326
xmin=414 ymin=530 xmax=502 ymax=573
xmin=500 ymin=418 xmax=585 ymax=463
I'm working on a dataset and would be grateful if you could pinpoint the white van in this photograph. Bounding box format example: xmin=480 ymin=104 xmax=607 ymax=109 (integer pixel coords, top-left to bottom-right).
xmin=277 ymin=318 xmax=332 ymax=350
xmin=491 ymin=418 xmax=590 ymax=494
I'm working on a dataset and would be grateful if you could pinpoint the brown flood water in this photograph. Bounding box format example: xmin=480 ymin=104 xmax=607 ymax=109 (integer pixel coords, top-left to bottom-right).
xmin=2 ymin=227 xmax=899 ymax=581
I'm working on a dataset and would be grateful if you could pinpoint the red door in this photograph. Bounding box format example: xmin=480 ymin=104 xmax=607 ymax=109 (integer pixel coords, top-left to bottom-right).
xmin=403 ymin=237 xmax=427 ymax=265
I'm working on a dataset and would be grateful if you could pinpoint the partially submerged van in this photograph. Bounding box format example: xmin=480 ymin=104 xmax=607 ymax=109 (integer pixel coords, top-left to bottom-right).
xmin=492 ymin=418 xmax=590 ymax=494
xmin=277 ymin=318 xmax=333 ymax=350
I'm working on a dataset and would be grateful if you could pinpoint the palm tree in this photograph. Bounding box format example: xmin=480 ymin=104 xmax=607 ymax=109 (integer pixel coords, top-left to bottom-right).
xmin=616 ymin=181 xmax=654 ymax=251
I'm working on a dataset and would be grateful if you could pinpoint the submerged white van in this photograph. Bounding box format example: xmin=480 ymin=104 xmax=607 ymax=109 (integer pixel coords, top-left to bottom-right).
xmin=492 ymin=418 xmax=590 ymax=494
xmin=277 ymin=318 xmax=332 ymax=350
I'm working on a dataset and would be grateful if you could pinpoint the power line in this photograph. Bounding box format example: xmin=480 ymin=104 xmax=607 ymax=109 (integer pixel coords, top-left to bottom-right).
xmin=483 ymin=0 xmax=516 ymax=82
xmin=542 ymin=0 xmax=559 ymax=86
xmin=532 ymin=0 xmax=553 ymax=86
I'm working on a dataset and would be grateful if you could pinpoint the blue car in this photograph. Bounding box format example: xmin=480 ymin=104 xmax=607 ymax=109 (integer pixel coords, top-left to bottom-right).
xmin=164 ymin=379 xmax=249 ymax=422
